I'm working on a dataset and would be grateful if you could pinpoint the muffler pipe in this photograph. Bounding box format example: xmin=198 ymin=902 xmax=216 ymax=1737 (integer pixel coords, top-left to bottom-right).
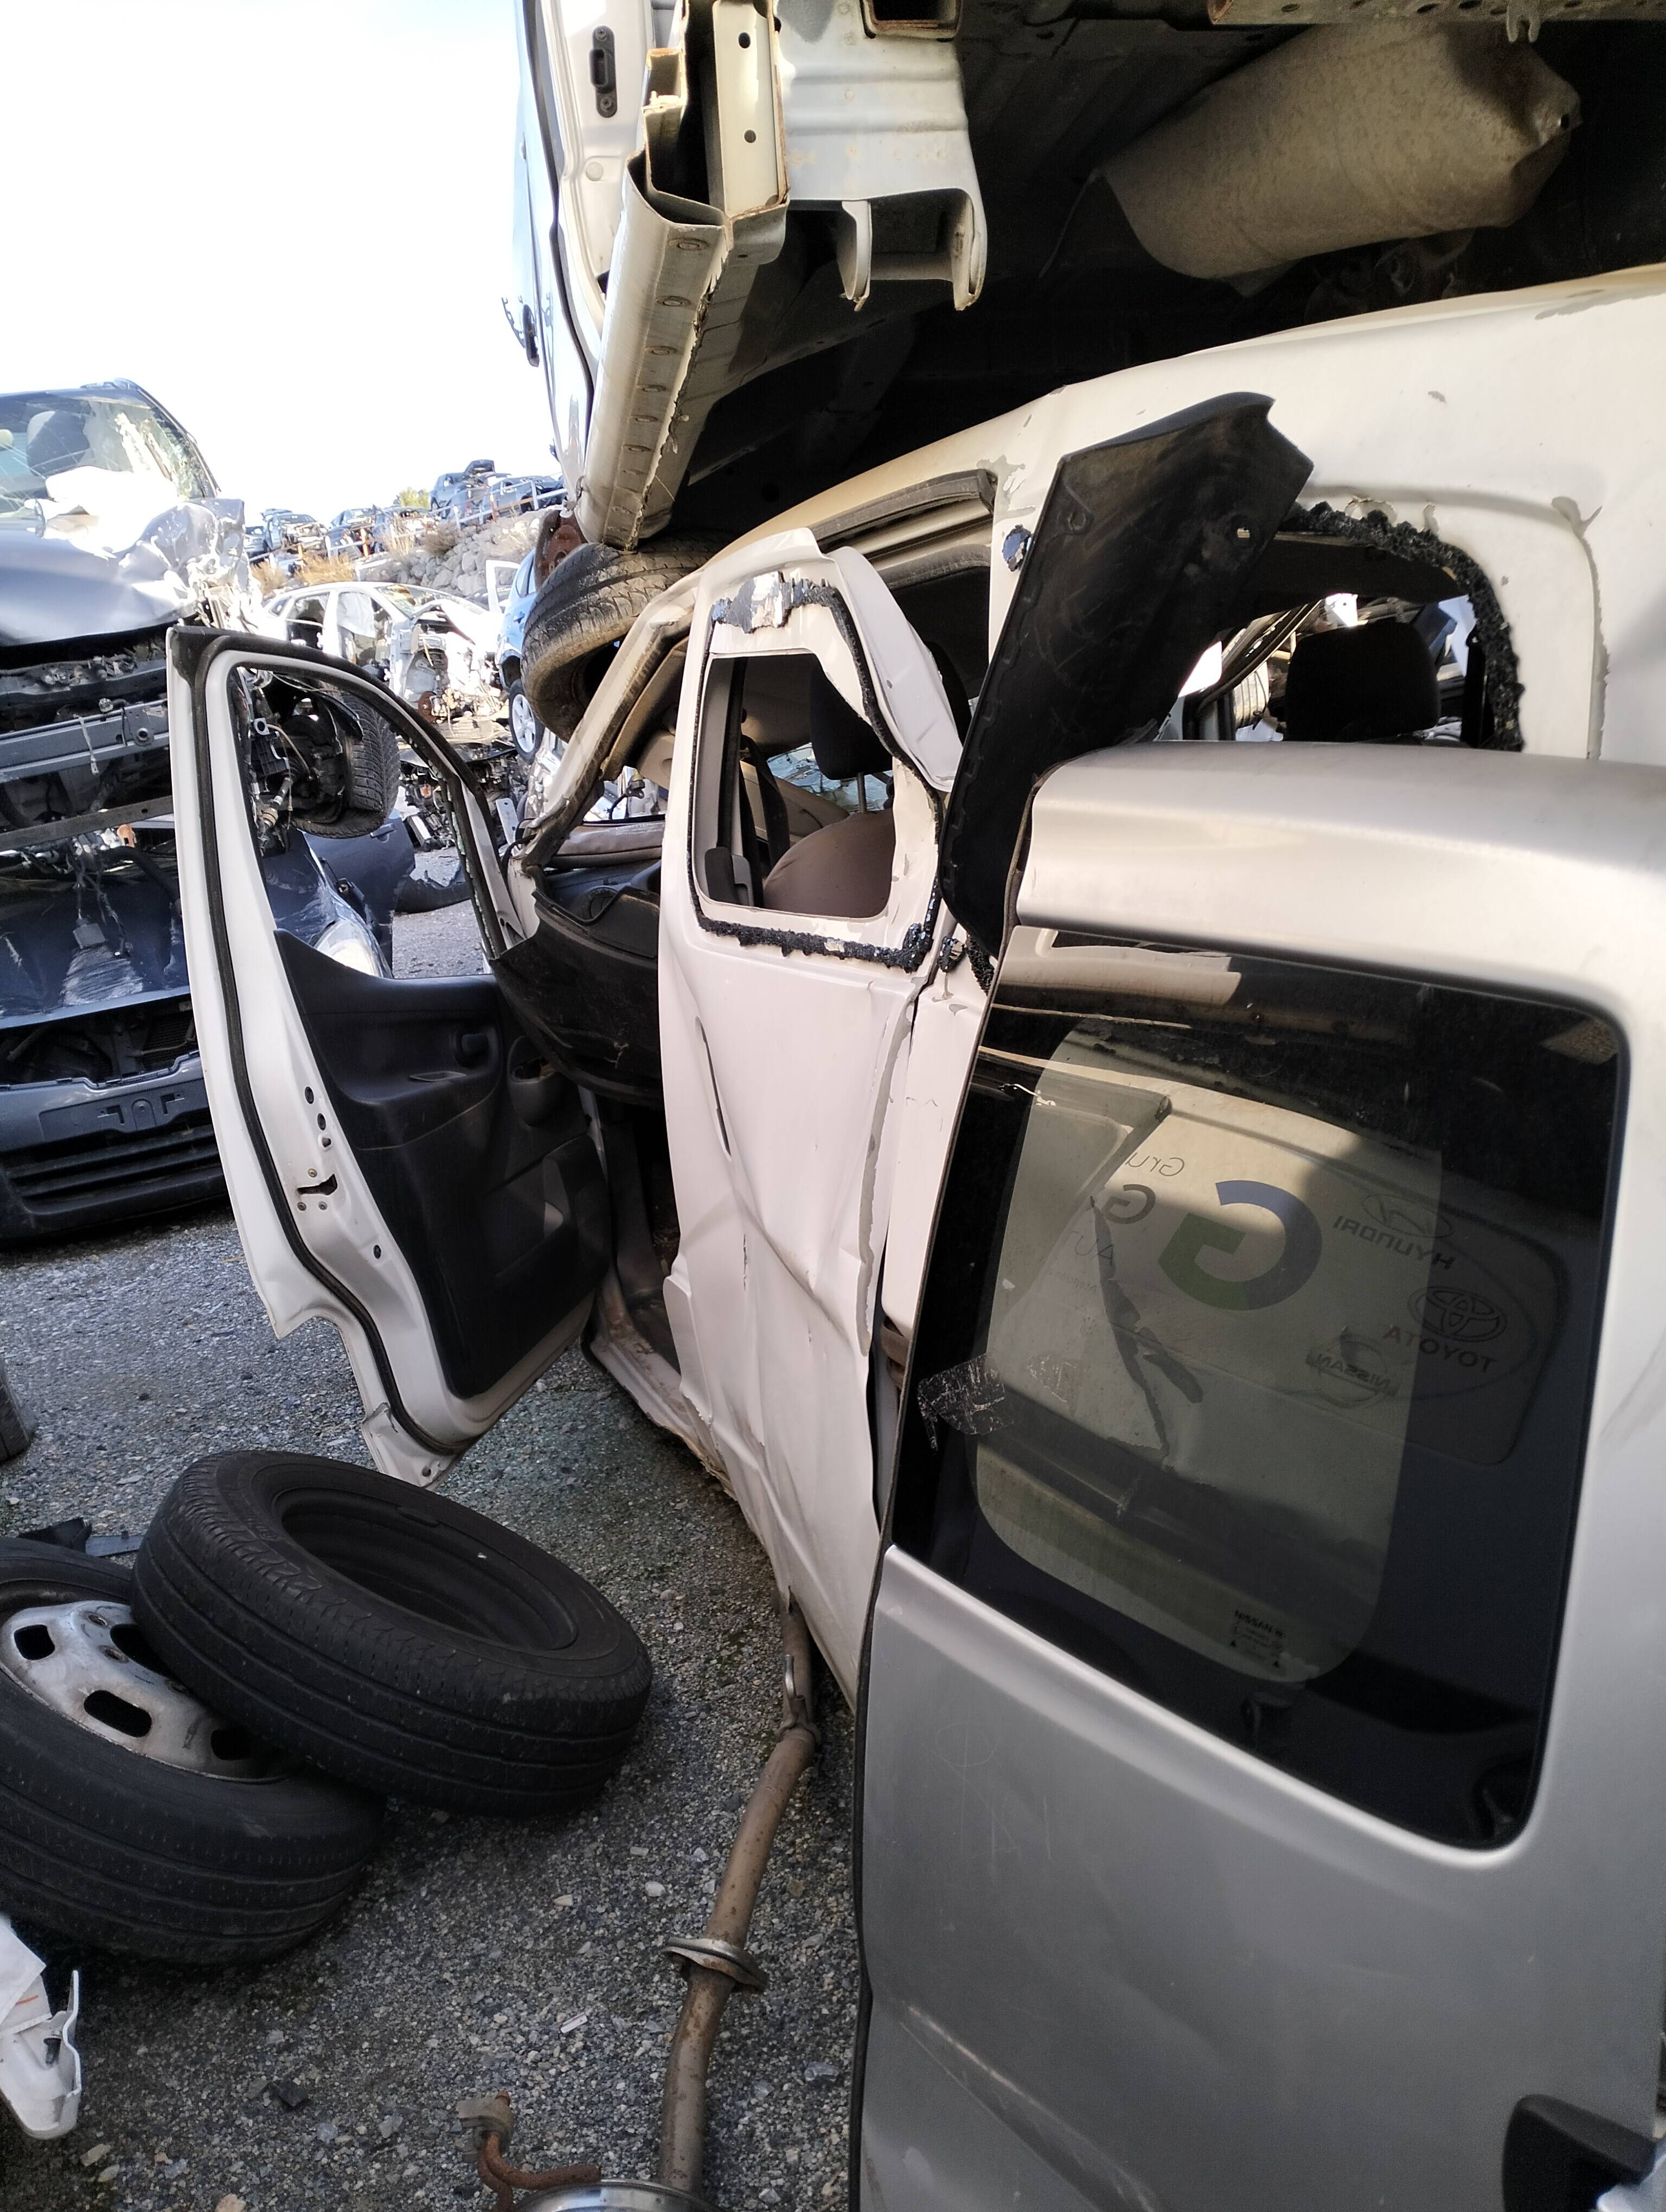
xmin=659 ymin=1602 xmax=819 ymax=2200
xmin=462 ymin=1603 xmax=818 ymax=2212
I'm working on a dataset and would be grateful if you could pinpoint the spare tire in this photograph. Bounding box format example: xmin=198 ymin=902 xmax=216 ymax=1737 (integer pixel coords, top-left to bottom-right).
xmin=0 ymin=1541 xmax=380 ymax=1963
xmin=521 ymin=536 xmax=722 ymax=740
xmin=134 ymin=1454 xmax=653 ymax=1817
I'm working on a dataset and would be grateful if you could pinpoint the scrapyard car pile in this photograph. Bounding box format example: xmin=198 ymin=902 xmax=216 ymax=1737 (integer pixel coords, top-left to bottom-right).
xmin=262 ymin=577 xmax=505 ymax=725
xmin=3 ymin=4 xmax=1665 ymax=2203
xmin=0 ymin=383 xmax=452 ymax=1243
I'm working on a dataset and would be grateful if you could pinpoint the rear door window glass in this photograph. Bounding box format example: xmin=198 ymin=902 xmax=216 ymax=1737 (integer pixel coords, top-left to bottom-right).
xmin=894 ymin=937 xmax=1622 ymax=1845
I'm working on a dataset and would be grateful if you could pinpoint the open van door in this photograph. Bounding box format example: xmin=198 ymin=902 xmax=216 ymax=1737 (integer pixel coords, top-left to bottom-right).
xmin=854 ymin=400 xmax=1666 ymax=2212
xmin=167 ymin=627 xmax=612 ymax=1484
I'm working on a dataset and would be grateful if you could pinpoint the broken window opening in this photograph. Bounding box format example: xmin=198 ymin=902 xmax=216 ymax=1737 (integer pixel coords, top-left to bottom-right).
xmin=1163 ymin=503 xmax=1522 ymax=752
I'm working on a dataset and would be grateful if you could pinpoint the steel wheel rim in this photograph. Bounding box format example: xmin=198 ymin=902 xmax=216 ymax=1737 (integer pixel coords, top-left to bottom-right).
xmin=0 ymin=1596 xmax=280 ymax=1780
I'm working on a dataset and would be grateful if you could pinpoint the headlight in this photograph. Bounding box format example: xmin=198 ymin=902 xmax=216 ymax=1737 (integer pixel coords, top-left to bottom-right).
xmin=313 ymin=915 xmax=383 ymax=976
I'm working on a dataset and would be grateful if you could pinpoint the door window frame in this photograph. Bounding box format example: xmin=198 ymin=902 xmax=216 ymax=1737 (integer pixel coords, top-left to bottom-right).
xmin=687 ymin=579 xmax=943 ymax=973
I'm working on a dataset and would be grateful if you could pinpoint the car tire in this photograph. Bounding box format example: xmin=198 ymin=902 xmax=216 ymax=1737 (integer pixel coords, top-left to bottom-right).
xmin=0 ymin=1358 xmax=32 ymax=1463
xmin=300 ymin=693 xmax=404 ymax=840
xmin=134 ymin=1453 xmax=653 ymax=1817
xmin=521 ymin=537 xmax=722 ymax=740
xmin=0 ymin=1541 xmax=381 ymax=1964
xmin=507 ymin=677 xmax=545 ymax=761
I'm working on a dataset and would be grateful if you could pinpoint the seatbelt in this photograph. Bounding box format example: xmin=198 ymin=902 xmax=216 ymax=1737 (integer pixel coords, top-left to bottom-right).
xmin=733 ymin=760 xmax=768 ymax=903
xmin=739 ymin=743 xmax=792 ymax=871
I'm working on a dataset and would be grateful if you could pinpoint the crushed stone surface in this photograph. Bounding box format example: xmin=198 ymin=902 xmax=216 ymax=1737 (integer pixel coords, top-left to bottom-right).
xmin=392 ymin=896 xmax=490 ymax=981
xmin=0 ymin=923 xmax=859 ymax=2212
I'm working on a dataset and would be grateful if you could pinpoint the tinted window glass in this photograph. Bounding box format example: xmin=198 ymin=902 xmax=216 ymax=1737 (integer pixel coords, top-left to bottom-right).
xmin=894 ymin=934 xmax=1622 ymax=1845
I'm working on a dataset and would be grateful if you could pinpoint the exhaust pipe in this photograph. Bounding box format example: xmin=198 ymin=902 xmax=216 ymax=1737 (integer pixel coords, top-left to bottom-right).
xmin=658 ymin=1603 xmax=819 ymax=2201
xmin=464 ymin=1602 xmax=821 ymax=2212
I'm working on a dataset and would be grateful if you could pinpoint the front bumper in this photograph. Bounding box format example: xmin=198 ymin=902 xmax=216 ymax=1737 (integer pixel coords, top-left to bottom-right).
xmin=0 ymin=1053 xmax=221 ymax=1242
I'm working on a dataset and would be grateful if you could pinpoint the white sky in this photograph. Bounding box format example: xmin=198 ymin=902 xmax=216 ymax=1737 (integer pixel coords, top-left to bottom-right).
xmin=0 ymin=1 xmax=556 ymax=520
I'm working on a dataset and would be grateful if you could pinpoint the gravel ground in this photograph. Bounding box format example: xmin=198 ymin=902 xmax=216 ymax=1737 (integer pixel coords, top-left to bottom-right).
xmin=0 ymin=909 xmax=859 ymax=2212
xmin=393 ymin=896 xmax=489 ymax=981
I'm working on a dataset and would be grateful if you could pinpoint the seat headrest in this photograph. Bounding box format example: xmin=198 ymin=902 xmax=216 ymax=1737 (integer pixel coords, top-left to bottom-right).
xmin=809 ymin=661 xmax=891 ymax=782
xmin=1282 ymin=620 xmax=1440 ymax=744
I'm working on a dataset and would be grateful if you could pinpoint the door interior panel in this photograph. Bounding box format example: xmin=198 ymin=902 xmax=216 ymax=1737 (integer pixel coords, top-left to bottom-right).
xmin=277 ymin=934 xmax=610 ymax=1399
xmin=495 ymin=896 xmax=662 ymax=1103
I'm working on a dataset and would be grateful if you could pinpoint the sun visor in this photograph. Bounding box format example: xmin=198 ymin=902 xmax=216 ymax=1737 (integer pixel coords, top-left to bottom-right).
xmin=831 ymin=544 xmax=964 ymax=793
xmin=939 ymin=394 xmax=1313 ymax=958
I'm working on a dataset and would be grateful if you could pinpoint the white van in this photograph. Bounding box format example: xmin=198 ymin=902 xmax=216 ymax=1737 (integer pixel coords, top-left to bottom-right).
xmin=169 ymin=268 xmax=1666 ymax=2209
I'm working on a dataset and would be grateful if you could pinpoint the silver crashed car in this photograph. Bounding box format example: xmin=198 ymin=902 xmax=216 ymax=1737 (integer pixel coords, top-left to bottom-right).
xmin=170 ymin=265 xmax=1666 ymax=2212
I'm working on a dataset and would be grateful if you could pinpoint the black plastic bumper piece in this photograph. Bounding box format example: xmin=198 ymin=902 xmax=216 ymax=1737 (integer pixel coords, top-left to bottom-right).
xmin=0 ymin=1057 xmax=222 ymax=1242
xmin=1504 ymin=2093 xmax=1655 ymax=2212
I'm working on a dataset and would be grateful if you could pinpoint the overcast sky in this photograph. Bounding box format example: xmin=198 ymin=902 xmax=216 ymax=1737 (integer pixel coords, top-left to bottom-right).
xmin=0 ymin=1 xmax=556 ymax=519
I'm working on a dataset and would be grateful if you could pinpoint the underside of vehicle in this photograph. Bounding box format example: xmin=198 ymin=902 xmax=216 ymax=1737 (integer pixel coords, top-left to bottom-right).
xmin=556 ymin=1 xmax=1666 ymax=548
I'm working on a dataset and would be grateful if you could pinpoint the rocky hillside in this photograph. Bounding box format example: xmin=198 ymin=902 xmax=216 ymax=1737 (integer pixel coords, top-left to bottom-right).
xmin=363 ymin=510 xmax=543 ymax=605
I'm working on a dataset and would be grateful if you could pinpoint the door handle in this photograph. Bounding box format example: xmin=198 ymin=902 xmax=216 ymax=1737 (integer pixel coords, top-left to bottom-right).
xmin=1503 ymin=2095 xmax=1655 ymax=2212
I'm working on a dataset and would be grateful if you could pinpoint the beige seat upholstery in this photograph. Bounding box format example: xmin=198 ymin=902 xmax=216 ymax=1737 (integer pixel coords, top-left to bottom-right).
xmin=758 ymin=661 xmax=897 ymax=919
xmin=761 ymin=807 xmax=896 ymax=918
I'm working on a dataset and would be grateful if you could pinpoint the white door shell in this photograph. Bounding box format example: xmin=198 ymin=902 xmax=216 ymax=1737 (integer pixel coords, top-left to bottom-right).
xmin=654 ymin=533 xmax=964 ymax=1694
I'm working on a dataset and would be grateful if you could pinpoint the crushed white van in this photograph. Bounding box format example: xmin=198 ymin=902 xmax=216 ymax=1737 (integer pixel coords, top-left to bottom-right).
xmin=169 ymin=266 xmax=1666 ymax=2209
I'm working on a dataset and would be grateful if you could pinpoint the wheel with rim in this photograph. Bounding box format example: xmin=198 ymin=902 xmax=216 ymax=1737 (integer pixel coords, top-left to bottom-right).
xmin=134 ymin=1452 xmax=653 ymax=1817
xmin=507 ymin=677 xmax=546 ymax=761
xmin=0 ymin=1541 xmax=381 ymax=1963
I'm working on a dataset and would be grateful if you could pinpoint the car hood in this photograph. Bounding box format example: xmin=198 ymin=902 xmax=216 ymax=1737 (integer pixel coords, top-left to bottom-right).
xmin=0 ymin=498 xmax=255 ymax=648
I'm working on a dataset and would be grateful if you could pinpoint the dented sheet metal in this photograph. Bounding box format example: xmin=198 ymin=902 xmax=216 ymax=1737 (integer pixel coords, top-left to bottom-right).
xmin=655 ymin=533 xmax=960 ymax=1695
xmin=708 ymin=530 xmax=964 ymax=793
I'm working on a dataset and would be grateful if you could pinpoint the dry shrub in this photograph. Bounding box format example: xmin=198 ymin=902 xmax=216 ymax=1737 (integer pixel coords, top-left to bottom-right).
xmin=253 ymin=549 xmax=358 ymax=597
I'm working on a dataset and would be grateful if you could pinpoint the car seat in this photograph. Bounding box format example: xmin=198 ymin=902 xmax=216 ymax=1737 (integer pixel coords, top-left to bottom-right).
xmin=1281 ymin=619 xmax=1440 ymax=744
xmin=760 ymin=665 xmax=895 ymax=918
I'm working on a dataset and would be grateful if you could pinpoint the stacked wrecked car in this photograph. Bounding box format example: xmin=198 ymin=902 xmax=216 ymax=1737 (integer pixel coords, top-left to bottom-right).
xmin=0 ymin=383 xmax=442 ymax=1241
